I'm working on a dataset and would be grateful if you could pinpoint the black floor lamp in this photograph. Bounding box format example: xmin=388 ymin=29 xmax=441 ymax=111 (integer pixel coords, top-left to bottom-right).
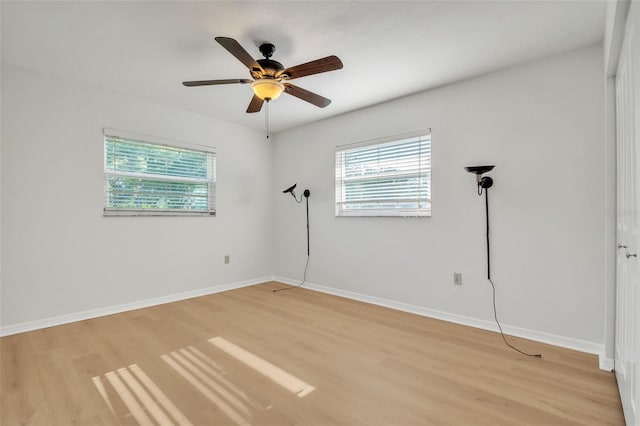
xmin=274 ymin=184 xmax=310 ymax=292
xmin=464 ymin=166 xmax=495 ymax=279
xmin=465 ymin=165 xmax=541 ymax=358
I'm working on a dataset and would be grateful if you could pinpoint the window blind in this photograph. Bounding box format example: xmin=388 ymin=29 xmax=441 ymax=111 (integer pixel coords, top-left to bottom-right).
xmin=335 ymin=131 xmax=431 ymax=217
xmin=104 ymin=134 xmax=216 ymax=216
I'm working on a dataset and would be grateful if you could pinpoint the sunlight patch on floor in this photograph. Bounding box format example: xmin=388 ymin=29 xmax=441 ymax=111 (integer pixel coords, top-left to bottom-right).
xmin=209 ymin=336 xmax=315 ymax=397
xmin=179 ymin=346 xmax=260 ymax=409
xmin=161 ymin=351 xmax=251 ymax=425
xmin=93 ymin=364 xmax=193 ymax=426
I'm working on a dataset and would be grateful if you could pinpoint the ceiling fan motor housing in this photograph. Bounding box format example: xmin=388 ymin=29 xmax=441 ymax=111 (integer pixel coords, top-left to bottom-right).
xmin=253 ymin=43 xmax=286 ymax=79
xmin=255 ymin=59 xmax=285 ymax=78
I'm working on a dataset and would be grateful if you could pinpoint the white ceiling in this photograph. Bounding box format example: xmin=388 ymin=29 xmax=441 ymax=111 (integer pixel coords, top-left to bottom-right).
xmin=1 ymin=1 xmax=605 ymax=133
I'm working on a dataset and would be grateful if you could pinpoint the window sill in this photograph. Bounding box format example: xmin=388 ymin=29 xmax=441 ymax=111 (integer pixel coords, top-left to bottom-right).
xmin=336 ymin=210 xmax=431 ymax=218
xmin=103 ymin=209 xmax=215 ymax=217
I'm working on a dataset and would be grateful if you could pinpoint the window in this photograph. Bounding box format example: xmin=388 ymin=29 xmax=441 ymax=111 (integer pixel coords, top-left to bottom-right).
xmin=104 ymin=130 xmax=216 ymax=216
xmin=335 ymin=130 xmax=431 ymax=217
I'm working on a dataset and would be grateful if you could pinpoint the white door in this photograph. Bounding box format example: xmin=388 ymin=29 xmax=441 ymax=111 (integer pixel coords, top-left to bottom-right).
xmin=615 ymin=2 xmax=640 ymax=425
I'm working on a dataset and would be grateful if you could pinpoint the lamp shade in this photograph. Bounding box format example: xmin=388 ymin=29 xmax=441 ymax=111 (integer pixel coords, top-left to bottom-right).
xmin=251 ymin=79 xmax=284 ymax=101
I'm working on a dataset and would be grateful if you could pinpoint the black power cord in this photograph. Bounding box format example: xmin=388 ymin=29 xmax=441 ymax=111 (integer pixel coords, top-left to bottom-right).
xmin=489 ymin=278 xmax=542 ymax=358
xmin=273 ymin=255 xmax=310 ymax=293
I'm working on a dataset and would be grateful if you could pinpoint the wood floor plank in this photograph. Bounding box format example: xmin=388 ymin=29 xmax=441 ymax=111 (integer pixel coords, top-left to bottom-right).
xmin=0 ymin=281 xmax=625 ymax=425
xmin=1 ymin=334 xmax=54 ymax=425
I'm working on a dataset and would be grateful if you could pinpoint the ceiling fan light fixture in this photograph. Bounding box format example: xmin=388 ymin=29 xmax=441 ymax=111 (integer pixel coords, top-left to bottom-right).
xmin=251 ymin=79 xmax=284 ymax=101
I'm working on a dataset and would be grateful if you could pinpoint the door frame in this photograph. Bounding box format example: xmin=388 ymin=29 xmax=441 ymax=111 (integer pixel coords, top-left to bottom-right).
xmin=602 ymin=0 xmax=632 ymax=371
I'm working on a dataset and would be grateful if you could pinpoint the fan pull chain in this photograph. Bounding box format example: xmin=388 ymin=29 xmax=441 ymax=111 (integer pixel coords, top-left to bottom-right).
xmin=265 ymin=101 xmax=268 ymax=138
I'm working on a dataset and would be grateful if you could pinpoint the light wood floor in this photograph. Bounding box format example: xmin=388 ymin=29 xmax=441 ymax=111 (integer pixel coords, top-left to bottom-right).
xmin=1 ymin=281 xmax=624 ymax=425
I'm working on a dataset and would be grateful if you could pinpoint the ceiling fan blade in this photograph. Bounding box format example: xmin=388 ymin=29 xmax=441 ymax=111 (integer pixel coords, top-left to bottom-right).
xmin=182 ymin=79 xmax=252 ymax=87
xmin=215 ymin=37 xmax=264 ymax=74
xmin=283 ymin=83 xmax=331 ymax=108
xmin=281 ymin=56 xmax=343 ymax=80
xmin=246 ymin=95 xmax=264 ymax=113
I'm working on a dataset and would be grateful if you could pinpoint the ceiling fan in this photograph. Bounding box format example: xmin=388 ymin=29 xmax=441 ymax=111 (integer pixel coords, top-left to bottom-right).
xmin=183 ymin=37 xmax=343 ymax=113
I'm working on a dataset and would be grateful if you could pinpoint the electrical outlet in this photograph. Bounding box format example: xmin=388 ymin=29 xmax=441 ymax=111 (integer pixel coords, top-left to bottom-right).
xmin=224 ymin=255 xmax=230 ymax=264
xmin=453 ymin=272 xmax=462 ymax=285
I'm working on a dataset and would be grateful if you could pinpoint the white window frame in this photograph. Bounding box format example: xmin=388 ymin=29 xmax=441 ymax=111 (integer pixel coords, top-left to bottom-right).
xmin=103 ymin=128 xmax=216 ymax=217
xmin=335 ymin=130 xmax=431 ymax=217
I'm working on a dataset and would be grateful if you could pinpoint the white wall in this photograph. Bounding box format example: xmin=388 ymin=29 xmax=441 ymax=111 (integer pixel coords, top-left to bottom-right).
xmin=0 ymin=64 xmax=274 ymax=329
xmin=274 ymin=44 xmax=605 ymax=346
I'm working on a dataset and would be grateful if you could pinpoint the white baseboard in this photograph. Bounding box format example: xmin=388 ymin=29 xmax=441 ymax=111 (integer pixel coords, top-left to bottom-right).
xmin=0 ymin=276 xmax=272 ymax=337
xmin=274 ymin=276 xmax=610 ymax=370
xmin=599 ymin=356 xmax=615 ymax=372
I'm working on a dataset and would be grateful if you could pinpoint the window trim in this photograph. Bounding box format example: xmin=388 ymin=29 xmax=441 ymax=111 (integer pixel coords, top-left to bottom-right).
xmin=103 ymin=128 xmax=216 ymax=217
xmin=335 ymin=129 xmax=431 ymax=218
